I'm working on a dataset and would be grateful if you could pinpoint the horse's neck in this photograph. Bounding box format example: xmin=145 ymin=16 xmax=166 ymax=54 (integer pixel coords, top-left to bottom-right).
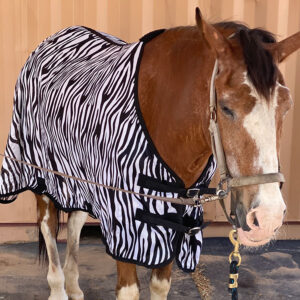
xmin=138 ymin=27 xmax=214 ymax=187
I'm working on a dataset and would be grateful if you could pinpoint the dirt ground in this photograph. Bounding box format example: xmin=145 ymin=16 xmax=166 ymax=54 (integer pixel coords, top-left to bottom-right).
xmin=200 ymin=238 xmax=300 ymax=300
xmin=0 ymin=235 xmax=199 ymax=300
xmin=0 ymin=232 xmax=300 ymax=300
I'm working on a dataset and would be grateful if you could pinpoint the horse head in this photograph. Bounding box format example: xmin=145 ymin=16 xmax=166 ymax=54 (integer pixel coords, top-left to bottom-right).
xmin=196 ymin=8 xmax=300 ymax=246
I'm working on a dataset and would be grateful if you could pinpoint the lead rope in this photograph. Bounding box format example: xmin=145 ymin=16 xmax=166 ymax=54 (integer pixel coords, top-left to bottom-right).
xmin=0 ymin=153 xmax=225 ymax=206
xmin=228 ymin=229 xmax=242 ymax=300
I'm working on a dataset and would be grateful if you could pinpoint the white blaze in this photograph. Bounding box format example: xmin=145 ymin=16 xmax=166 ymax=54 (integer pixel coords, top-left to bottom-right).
xmin=242 ymin=75 xmax=286 ymax=216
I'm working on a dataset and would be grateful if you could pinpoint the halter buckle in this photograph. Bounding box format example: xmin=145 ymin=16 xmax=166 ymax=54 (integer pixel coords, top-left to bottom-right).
xmin=218 ymin=177 xmax=231 ymax=193
xmin=210 ymin=108 xmax=217 ymax=122
xmin=186 ymin=188 xmax=200 ymax=198
xmin=187 ymin=226 xmax=202 ymax=236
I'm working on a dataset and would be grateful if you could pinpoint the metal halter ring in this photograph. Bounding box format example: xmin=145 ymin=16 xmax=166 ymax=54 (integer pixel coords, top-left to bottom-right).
xmin=218 ymin=177 xmax=231 ymax=193
xmin=216 ymin=189 xmax=227 ymax=198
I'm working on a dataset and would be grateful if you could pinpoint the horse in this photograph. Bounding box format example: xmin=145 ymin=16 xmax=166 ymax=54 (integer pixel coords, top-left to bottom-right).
xmin=0 ymin=7 xmax=299 ymax=300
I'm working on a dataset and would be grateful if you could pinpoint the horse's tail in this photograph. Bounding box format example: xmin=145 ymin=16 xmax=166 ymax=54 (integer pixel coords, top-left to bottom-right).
xmin=38 ymin=226 xmax=48 ymax=264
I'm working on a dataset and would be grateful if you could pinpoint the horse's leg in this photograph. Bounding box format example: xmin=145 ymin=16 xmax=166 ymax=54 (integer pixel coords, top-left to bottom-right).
xmin=36 ymin=194 xmax=68 ymax=300
xmin=63 ymin=210 xmax=88 ymax=300
xmin=116 ymin=261 xmax=139 ymax=300
xmin=150 ymin=262 xmax=173 ymax=300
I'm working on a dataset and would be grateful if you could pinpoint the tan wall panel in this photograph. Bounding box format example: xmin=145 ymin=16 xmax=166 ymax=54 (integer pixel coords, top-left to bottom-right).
xmin=289 ymin=52 xmax=300 ymax=219
xmin=61 ymin=0 xmax=74 ymax=29
xmin=0 ymin=1 xmax=299 ymax=233
xmin=288 ymin=0 xmax=300 ymax=219
xmin=0 ymin=191 xmax=37 ymax=223
xmin=142 ymin=0 xmax=154 ymax=33
xmin=278 ymin=0 xmax=300 ymax=221
xmin=243 ymin=0 xmax=256 ymax=26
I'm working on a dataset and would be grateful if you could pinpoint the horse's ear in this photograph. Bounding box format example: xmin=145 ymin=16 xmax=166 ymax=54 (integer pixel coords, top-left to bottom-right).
xmin=195 ymin=7 xmax=231 ymax=58
xmin=267 ymin=31 xmax=300 ymax=63
xmin=195 ymin=7 xmax=204 ymax=33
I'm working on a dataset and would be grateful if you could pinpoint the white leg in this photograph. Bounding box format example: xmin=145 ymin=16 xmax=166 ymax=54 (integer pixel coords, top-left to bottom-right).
xmin=63 ymin=210 xmax=88 ymax=300
xmin=39 ymin=195 xmax=68 ymax=300
xmin=150 ymin=264 xmax=172 ymax=300
xmin=116 ymin=261 xmax=140 ymax=300
xmin=117 ymin=283 xmax=139 ymax=300
xmin=150 ymin=275 xmax=171 ymax=300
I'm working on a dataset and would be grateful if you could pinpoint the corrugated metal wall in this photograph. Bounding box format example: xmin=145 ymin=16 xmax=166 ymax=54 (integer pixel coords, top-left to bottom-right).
xmin=0 ymin=0 xmax=299 ymax=238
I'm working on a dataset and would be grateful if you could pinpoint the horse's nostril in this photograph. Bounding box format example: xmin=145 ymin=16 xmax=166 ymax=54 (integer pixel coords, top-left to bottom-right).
xmin=247 ymin=210 xmax=261 ymax=230
xmin=283 ymin=209 xmax=287 ymax=215
xmin=253 ymin=216 xmax=259 ymax=227
xmin=274 ymin=227 xmax=279 ymax=232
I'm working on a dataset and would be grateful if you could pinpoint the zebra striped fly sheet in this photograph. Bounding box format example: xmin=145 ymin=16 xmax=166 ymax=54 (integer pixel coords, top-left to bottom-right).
xmin=0 ymin=26 xmax=216 ymax=271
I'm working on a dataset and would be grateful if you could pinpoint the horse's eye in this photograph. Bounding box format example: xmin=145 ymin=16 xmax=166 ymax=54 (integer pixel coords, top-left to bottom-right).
xmin=220 ymin=104 xmax=235 ymax=119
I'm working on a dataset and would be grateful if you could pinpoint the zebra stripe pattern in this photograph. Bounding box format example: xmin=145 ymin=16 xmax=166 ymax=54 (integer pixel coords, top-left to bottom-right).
xmin=0 ymin=26 xmax=216 ymax=271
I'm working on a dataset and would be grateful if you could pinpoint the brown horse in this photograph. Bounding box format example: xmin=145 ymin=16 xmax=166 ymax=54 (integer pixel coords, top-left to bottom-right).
xmin=6 ymin=7 xmax=300 ymax=300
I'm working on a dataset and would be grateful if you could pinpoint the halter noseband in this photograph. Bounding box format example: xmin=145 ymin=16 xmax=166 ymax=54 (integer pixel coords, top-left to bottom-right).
xmin=208 ymin=60 xmax=285 ymax=225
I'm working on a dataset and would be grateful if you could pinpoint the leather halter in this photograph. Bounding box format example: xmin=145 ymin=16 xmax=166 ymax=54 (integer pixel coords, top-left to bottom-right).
xmin=208 ymin=60 xmax=285 ymax=226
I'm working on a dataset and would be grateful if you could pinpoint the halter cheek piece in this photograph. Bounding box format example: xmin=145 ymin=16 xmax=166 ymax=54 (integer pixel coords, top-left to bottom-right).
xmin=207 ymin=60 xmax=285 ymax=226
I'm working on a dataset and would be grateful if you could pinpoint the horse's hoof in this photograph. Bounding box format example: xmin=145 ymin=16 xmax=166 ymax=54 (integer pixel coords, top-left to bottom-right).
xmin=69 ymin=296 xmax=84 ymax=300
xmin=48 ymin=292 xmax=68 ymax=300
xmin=67 ymin=291 xmax=84 ymax=300
xmin=69 ymin=297 xmax=84 ymax=300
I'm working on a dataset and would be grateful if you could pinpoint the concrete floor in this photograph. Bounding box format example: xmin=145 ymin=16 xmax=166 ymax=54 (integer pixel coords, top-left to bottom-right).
xmin=0 ymin=232 xmax=300 ymax=300
xmin=0 ymin=236 xmax=199 ymax=300
xmin=201 ymin=238 xmax=300 ymax=300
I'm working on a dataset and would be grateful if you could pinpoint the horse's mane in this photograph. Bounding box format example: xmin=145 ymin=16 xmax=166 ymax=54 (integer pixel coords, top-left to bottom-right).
xmin=215 ymin=22 xmax=278 ymax=99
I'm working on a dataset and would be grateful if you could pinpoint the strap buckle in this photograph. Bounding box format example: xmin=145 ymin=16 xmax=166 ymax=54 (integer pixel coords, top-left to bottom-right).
xmin=187 ymin=226 xmax=202 ymax=236
xmin=216 ymin=189 xmax=227 ymax=198
xmin=186 ymin=188 xmax=200 ymax=198
xmin=210 ymin=107 xmax=217 ymax=122
xmin=218 ymin=177 xmax=231 ymax=194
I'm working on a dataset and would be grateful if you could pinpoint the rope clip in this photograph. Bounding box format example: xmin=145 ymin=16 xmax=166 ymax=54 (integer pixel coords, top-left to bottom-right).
xmin=229 ymin=229 xmax=241 ymax=266
xmin=228 ymin=229 xmax=241 ymax=299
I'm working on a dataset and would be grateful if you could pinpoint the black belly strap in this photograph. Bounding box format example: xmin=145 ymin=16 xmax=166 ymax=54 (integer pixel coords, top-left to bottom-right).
xmin=135 ymin=208 xmax=210 ymax=236
xmin=137 ymin=174 xmax=216 ymax=198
